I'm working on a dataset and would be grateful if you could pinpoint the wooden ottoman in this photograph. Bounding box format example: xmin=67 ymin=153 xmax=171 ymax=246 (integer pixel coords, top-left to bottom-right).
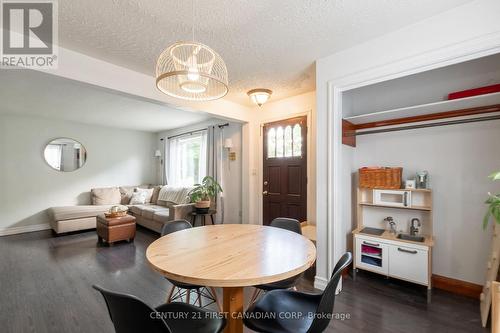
xmin=96 ymin=214 xmax=136 ymax=245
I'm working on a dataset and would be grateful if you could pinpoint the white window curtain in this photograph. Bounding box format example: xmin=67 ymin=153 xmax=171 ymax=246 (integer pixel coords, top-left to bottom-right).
xmin=165 ymin=130 xmax=208 ymax=186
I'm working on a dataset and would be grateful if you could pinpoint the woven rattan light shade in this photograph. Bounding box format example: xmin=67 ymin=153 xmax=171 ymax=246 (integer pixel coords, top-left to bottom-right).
xmin=156 ymin=41 xmax=228 ymax=101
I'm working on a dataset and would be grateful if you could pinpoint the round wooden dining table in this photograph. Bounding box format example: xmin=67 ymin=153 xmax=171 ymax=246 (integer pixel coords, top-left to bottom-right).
xmin=146 ymin=224 xmax=316 ymax=333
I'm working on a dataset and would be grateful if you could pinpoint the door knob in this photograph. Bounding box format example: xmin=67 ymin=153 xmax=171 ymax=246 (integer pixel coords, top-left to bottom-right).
xmin=263 ymin=191 xmax=268 ymax=195
xmin=263 ymin=181 xmax=268 ymax=185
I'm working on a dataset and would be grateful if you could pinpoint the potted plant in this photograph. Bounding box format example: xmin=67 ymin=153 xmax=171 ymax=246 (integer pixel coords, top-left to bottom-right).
xmin=483 ymin=171 xmax=500 ymax=229
xmin=189 ymin=176 xmax=223 ymax=213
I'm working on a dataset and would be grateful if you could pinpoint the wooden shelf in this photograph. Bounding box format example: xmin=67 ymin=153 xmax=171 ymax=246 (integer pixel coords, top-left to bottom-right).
xmin=361 ymin=252 xmax=382 ymax=259
xmin=359 ymin=187 xmax=431 ymax=193
xmin=342 ymin=94 xmax=500 ymax=147
xmin=353 ymin=228 xmax=434 ymax=247
xmin=344 ymin=92 xmax=500 ymax=125
xmin=359 ymin=202 xmax=432 ymax=211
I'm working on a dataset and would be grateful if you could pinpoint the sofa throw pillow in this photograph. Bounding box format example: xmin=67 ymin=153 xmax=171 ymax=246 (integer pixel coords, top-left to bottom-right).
xmin=119 ymin=186 xmax=135 ymax=204
xmin=91 ymin=187 xmax=121 ymax=205
xmin=120 ymin=185 xmax=150 ymax=204
xmin=129 ymin=191 xmax=148 ymax=205
xmin=150 ymin=185 xmax=162 ymax=204
xmin=135 ymin=187 xmax=154 ymax=203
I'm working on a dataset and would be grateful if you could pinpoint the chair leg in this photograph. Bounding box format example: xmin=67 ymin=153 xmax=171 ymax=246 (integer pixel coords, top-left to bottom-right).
xmin=249 ymin=288 xmax=262 ymax=305
xmin=197 ymin=288 xmax=202 ymax=307
xmin=210 ymin=287 xmax=222 ymax=312
xmin=167 ymin=286 xmax=175 ymax=303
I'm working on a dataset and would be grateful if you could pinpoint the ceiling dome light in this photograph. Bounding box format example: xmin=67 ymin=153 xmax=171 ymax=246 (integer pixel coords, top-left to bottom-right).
xmin=247 ymin=88 xmax=273 ymax=107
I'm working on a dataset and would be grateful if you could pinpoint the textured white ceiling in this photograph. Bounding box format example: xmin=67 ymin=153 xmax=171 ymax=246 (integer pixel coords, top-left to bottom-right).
xmin=58 ymin=0 xmax=473 ymax=106
xmin=0 ymin=70 xmax=216 ymax=132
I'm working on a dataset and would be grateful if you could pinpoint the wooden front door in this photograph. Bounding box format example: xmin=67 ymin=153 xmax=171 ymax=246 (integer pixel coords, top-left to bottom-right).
xmin=263 ymin=116 xmax=307 ymax=225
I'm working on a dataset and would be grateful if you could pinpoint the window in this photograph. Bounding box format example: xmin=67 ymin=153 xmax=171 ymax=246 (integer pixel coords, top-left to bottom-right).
xmin=284 ymin=125 xmax=292 ymax=157
xmin=167 ymin=131 xmax=207 ymax=186
xmin=267 ymin=128 xmax=276 ymax=158
xmin=276 ymin=126 xmax=284 ymax=157
xmin=44 ymin=144 xmax=62 ymax=170
xmin=292 ymin=124 xmax=302 ymax=157
xmin=266 ymin=122 xmax=303 ymax=158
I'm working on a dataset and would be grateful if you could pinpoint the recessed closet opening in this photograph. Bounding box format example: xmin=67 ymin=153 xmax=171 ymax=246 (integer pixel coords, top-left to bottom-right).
xmin=340 ymin=52 xmax=500 ymax=292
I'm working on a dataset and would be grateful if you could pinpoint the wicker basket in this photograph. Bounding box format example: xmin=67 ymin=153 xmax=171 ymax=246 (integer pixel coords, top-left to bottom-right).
xmin=359 ymin=167 xmax=402 ymax=189
xmin=104 ymin=211 xmax=128 ymax=218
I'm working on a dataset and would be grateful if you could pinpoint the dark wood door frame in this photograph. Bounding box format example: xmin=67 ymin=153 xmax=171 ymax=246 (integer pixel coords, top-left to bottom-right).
xmin=262 ymin=116 xmax=307 ymax=225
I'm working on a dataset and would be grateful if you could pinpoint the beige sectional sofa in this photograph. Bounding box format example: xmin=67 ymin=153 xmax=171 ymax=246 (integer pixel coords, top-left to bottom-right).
xmin=49 ymin=185 xmax=194 ymax=234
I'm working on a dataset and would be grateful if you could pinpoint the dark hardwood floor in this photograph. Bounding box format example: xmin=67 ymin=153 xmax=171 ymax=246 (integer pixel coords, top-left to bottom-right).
xmin=0 ymin=227 xmax=487 ymax=333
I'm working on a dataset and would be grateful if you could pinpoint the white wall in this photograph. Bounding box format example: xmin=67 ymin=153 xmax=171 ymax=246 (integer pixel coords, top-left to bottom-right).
xmin=316 ymin=0 xmax=500 ymax=288
xmin=0 ymin=114 xmax=156 ymax=233
xmin=157 ymin=119 xmax=243 ymax=224
xmin=351 ymin=120 xmax=500 ymax=284
xmin=247 ymin=91 xmax=317 ymax=225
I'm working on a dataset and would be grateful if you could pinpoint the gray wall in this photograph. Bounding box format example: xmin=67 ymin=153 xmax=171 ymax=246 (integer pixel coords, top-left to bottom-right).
xmin=0 ymin=114 xmax=156 ymax=232
xmin=348 ymin=119 xmax=500 ymax=284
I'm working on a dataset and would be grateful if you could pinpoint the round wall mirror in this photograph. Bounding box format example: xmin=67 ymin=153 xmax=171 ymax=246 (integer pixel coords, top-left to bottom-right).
xmin=44 ymin=138 xmax=87 ymax=172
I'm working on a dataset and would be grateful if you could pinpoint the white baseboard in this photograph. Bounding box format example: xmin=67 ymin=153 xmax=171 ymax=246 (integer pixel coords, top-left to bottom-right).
xmin=314 ymin=275 xmax=328 ymax=290
xmin=0 ymin=223 xmax=51 ymax=236
xmin=314 ymin=275 xmax=344 ymax=294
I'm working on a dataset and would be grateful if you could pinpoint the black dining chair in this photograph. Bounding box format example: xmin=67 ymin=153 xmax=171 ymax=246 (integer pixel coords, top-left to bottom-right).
xmin=249 ymin=218 xmax=304 ymax=304
xmin=269 ymin=217 xmax=303 ymax=234
xmin=244 ymin=252 xmax=353 ymax=333
xmin=93 ymin=285 xmax=225 ymax=333
xmin=161 ymin=219 xmax=220 ymax=310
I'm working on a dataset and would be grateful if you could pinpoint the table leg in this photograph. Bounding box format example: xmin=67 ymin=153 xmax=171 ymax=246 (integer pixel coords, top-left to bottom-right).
xmin=223 ymin=287 xmax=243 ymax=333
xmin=211 ymin=214 xmax=215 ymax=225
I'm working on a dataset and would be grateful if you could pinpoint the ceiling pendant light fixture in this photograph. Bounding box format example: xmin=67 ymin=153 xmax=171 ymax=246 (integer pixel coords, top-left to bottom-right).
xmin=247 ymin=88 xmax=273 ymax=107
xmin=155 ymin=0 xmax=228 ymax=101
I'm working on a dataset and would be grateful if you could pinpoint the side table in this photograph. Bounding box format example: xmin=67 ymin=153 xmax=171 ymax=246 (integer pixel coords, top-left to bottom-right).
xmin=190 ymin=210 xmax=217 ymax=227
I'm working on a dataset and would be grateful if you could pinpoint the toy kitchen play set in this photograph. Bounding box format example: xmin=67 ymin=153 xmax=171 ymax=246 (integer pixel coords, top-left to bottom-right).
xmin=352 ymin=167 xmax=433 ymax=302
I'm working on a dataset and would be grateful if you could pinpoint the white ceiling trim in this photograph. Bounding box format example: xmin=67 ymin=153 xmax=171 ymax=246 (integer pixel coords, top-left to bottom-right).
xmin=34 ymin=43 xmax=252 ymax=123
xmin=0 ymin=68 xmax=224 ymax=133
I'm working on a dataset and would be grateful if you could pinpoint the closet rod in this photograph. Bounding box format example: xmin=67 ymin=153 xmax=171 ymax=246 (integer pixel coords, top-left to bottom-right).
xmin=352 ymin=114 xmax=500 ymax=136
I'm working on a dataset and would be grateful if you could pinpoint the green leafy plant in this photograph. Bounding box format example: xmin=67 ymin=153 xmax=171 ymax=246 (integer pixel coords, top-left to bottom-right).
xmin=483 ymin=171 xmax=500 ymax=229
xmin=188 ymin=176 xmax=223 ymax=203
